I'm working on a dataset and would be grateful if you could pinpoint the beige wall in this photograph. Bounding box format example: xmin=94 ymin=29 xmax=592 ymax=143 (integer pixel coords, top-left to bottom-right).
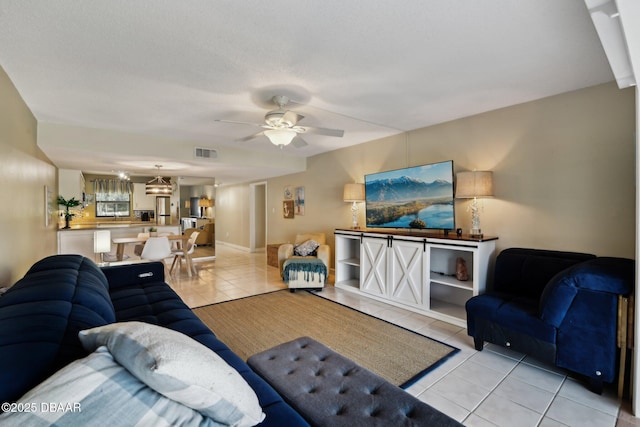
xmin=0 ymin=66 xmax=57 ymax=286
xmin=216 ymin=183 xmax=251 ymax=248
xmin=217 ymin=82 xmax=636 ymax=264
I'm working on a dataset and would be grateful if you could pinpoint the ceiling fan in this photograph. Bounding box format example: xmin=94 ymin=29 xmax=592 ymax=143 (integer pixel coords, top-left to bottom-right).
xmin=215 ymin=95 xmax=344 ymax=148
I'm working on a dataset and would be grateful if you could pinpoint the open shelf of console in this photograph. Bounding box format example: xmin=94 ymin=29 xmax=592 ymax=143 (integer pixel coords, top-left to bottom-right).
xmin=334 ymin=230 xmax=362 ymax=291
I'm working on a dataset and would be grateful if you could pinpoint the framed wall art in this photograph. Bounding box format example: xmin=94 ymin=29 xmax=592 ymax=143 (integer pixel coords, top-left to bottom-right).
xmin=284 ymin=186 xmax=293 ymax=200
xmin=283 ymin=200 xmax=294 ymax=218
xmin=295 ymin=186 xmax=305 ymax=216
xmin=44 ymin=185 xmax=54 ymax=227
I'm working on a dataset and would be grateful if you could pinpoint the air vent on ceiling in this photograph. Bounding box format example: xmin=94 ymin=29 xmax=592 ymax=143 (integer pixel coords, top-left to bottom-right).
xmin=194 ymin=147 xmax=218 ymax=160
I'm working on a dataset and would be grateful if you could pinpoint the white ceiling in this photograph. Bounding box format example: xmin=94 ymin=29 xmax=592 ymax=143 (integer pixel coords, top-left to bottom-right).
xmin=0 ymin=1 xmax=619 ymax=184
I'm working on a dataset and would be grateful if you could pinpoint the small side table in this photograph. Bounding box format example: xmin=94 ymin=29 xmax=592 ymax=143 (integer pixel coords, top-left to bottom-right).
xmin=266 ymin=243 xmax=283 ymax=268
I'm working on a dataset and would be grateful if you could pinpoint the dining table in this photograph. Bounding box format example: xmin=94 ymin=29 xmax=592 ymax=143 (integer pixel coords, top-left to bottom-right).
xmin=112 ymin=234 xmax=195 ymax=276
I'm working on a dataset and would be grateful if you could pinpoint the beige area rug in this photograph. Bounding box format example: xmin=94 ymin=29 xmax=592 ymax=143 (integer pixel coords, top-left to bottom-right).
xmin=194 ymin=290 xmax=459 ymax=387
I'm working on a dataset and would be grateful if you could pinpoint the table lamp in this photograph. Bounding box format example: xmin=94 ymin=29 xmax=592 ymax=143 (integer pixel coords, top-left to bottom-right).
xmin=343 ymin=183 xmax=365 ymax=229
xmin=455 ymin=171 xmax=494 ymax=237
xmin=94 ymin=230 xmax=112 ymax=265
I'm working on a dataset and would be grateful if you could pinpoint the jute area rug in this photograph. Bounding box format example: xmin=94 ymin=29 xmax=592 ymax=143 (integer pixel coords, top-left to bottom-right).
xmin=194 ymin=290 xmax=459 ymax=388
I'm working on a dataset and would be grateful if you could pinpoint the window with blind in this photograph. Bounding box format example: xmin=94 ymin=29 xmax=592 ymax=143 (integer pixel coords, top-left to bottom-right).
xmin=96 ymin=192 xmax=131 ymax=217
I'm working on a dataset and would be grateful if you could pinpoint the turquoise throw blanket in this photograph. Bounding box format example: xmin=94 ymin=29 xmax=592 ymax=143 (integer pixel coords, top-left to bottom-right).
xmin=283 ymin=259 xmax=327 ymax=284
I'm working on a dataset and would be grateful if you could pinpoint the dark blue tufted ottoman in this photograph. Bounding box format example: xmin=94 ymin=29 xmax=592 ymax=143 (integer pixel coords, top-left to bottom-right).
xmin=247 ymin=336 xmax=462 ymax=427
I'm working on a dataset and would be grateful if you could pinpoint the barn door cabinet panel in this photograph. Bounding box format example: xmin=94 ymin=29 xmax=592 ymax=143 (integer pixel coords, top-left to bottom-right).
xmin=360 ymin=235 xmax=389 ymax=298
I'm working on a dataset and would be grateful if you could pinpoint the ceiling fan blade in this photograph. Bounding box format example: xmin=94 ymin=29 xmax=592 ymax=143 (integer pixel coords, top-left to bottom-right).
xmin=282 ymin=110 xmax=304 ymax=126
xmin=238 ymin=131 xmax=264 ymax=142
xmin=215 ymin=119 xmax=265 ymax=128
xmin=292 ymin=136 xmax=308 ymax=148
xmin=301 ymin=126 xmax=344 ymax=138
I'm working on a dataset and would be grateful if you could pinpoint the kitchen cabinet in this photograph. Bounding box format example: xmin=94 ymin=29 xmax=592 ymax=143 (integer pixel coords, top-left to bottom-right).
xmin=58 ymin=169 xmax=85 ymax=202
xmin=133 ymin=183 xmax=155 ymax=210
xmin=335 ymin=229 xmax=496 ymax=327
xmin=58 ymin=229 xmax=96 ymax=260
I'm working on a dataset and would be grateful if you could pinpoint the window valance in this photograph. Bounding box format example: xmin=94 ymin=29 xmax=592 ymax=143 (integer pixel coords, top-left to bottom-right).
xmin=92 ymin=179 xmax=133 ymax=195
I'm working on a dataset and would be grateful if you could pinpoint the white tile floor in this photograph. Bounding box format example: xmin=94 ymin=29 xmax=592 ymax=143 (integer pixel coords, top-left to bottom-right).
xmin=166 ymin=244 xmax=637 ymax=427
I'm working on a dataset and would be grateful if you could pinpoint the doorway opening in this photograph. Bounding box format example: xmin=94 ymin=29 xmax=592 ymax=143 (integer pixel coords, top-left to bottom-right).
xmin=250 ymin=182 xmax=267 ymax=252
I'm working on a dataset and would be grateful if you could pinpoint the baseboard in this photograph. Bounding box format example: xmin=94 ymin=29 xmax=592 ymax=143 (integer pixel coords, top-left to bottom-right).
xmin=215 ymin=240 xmax=251 ymax=252
xmin=215 ymin=240 xmax=267 ymax=253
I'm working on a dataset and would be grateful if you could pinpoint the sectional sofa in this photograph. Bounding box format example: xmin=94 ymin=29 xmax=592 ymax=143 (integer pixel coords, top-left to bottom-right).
xmin=0 ymin=255 xmax=307 ymax=426
xmin=0 ymin=254 xmax=463 ymax=426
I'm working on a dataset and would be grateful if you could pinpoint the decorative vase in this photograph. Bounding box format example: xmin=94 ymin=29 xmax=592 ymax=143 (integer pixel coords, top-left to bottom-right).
xmin=64 ymin=217 xmax=70 ymax=229
xmin=456 ymin=257 xmax=469 ymax=281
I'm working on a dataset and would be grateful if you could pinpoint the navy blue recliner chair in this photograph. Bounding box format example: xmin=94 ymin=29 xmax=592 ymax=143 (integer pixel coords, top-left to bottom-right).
xmin=466 ymin=248 xmax=634 ymax=393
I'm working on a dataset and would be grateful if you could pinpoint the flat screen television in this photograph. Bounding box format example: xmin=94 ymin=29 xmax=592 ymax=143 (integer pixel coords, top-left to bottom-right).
xmin=365 ymin=160 xmax=455 ymax=230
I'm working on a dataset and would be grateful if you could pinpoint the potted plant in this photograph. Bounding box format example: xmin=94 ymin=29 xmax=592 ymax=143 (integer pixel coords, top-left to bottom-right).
xmin=57 ymin=196 xmax=81 ymax=229
xmin=149 ymin=227 xmax=158 ymax=237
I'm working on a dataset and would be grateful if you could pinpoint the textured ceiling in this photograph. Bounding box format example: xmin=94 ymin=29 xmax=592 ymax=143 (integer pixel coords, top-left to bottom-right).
xmin=0 ymin=0 xmax=615 ymax=184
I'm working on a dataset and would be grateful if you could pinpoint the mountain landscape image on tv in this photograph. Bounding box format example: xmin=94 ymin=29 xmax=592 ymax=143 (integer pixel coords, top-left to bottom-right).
xmin=365 ymin=160 xmax=455 ymax=230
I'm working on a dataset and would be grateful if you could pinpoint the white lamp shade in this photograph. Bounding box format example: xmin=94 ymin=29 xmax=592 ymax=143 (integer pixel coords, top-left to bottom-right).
xmin=343 ymin=183 xmax=365 ymax=202
xmin=264 ymin=129 xmax=297 ymax=146
xmin=456 ymin=171 xmax=494 ymax=198
xmin=94 ymin=230 xmax=111 ymax=254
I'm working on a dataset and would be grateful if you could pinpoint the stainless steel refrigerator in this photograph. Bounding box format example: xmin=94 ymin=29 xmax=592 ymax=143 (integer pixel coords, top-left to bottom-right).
xmin=189 ymin=197 xmax=201 ymax=218
xmin=156 ymin=197 xmax=171 ymax=225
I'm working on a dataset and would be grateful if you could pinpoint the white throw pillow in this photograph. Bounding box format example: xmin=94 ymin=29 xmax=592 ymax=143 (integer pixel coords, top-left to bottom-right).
xmin=79 ymin=322 xmax=265 ymax=427
xmin=0 ymin=347 xmax=215 ymax=426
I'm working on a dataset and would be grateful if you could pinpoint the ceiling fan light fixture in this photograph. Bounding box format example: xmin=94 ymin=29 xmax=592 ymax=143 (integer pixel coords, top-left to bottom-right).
xmin=265 ymin=111 xmax=286 ymax=127
xmin=264 ymin=129 xmax=297 ymax=147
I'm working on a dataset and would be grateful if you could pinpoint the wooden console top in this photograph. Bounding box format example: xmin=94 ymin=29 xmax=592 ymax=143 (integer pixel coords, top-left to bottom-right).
xmin=334 ymin=228 xmax=498 ymax=243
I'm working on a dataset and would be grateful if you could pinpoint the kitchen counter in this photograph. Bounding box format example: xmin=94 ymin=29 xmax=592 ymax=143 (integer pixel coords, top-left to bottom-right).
xmin=57 ymin=224 xmax=181 ymax=260
xmin=59 ymin=222 xmax=155 ymax=230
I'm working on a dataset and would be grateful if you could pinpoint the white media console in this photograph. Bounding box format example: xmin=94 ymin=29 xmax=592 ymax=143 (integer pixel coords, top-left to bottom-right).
xmin=334 ymin=228 xmax=497 ymax=327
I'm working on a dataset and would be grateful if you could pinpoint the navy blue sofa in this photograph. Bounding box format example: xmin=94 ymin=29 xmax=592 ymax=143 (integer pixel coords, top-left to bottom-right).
xmin=466 ymin=248 xmax=634 ymax=393
xmin=0 ymin=254 xmax=308 ymax=426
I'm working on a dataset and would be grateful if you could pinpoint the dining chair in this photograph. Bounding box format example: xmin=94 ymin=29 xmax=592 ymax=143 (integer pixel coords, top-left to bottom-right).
xmin=134 ymin=232 xmax=150 ymax=257
xmin=139 ymin=236 xmax=172 ymax=262
xmin=93 ymin=230 xmax=129 ymax=263
xmin=93 ymin=230 xmax=130 ymax=263
xmin=170 ymin=231 xmax=199 ymax=276
xmin=159 ymin=232 xmax=178 ymax=250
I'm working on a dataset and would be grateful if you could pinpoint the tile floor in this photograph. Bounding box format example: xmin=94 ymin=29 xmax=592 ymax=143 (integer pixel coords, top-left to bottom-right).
xmin=166 ymin=244 xmax=638 ymax=427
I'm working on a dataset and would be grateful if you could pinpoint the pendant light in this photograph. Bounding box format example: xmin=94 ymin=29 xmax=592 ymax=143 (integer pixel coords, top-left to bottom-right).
xmin=145 ymin=165 xmax=172 ymax=195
